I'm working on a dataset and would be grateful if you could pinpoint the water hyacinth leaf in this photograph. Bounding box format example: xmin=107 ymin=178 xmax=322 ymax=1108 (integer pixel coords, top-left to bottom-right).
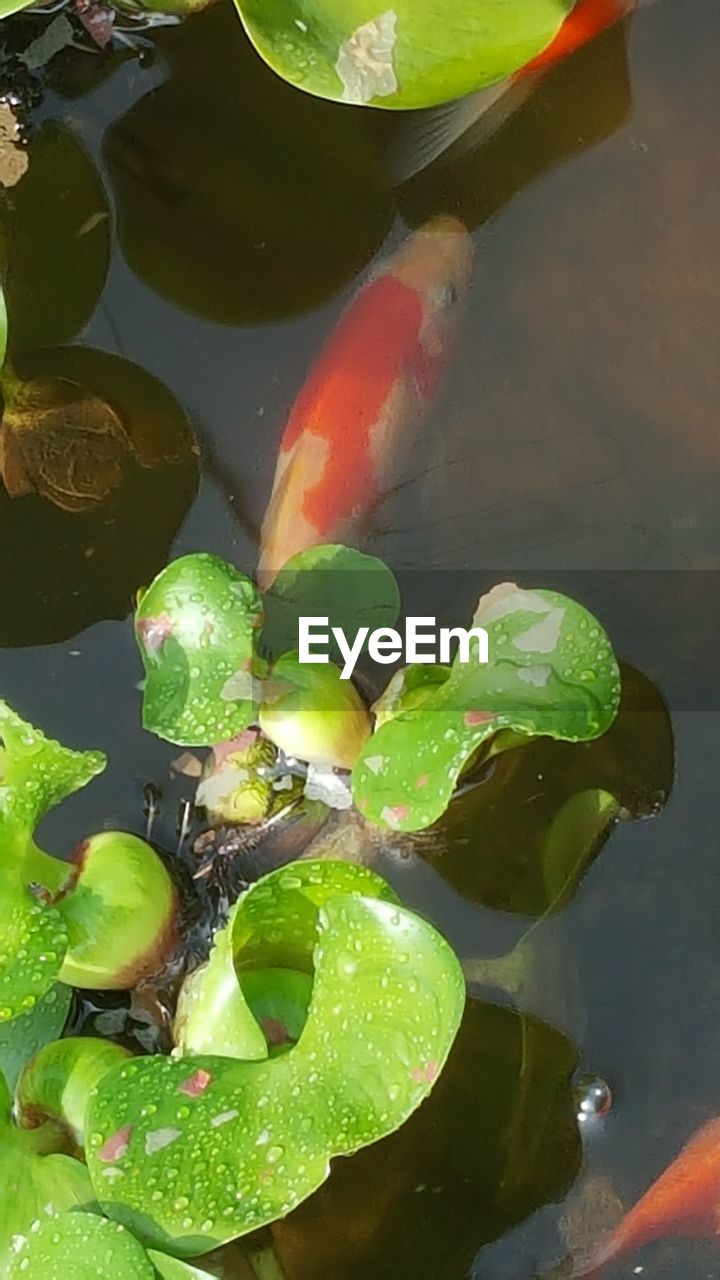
xmin=231 ymin=859 xmax=399 ymax=973
xmin=372 ymin=662 xmax=451 ymax=728
xmin=0 ymin=700 xmax=106 ymax=848
xmin=259 ymin=651 xmax=371 ymax=768
xmin=0 ymin=887 xmax=68 ymax=1024
xmin=17 ymin=1038 xmax=133 ymax=1147
xmin=175 ymin=860 xmax=397 ymax=1056
xmin=0 ymin=1074 xmax=95 ymax=1273
xmin=149 ymin=1255 xmax=218 ymax=1279
xmin=57 ymin=832 xmax=177 ymax=990
xmin=234 ymin=0 xmax=570 ymax=110
xmin=174 ymin=916 xmax=269 ymax=1061
xmin=353 ymin=583 xmax=621 ymax=831
xmin=0 ymin=984 xmax=71 ymax=1092
xmin=86 ymin=860 xmax=464 ymax=1254
xmin=261 ymin=544 xmax=400 ymax=662
xmin=239 ymin=969 xmax=313 ymax=1055
xmin=7 ymin=1211 xmax=156 ymax=1279
xmin=135 ymin=554 xmax=263 ymax=745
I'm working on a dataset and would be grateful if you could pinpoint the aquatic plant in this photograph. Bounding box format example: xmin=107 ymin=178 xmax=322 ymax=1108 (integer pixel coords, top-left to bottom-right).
xmin=0 ymin=700 xmax=177 ymax=1029
xmin=135 ymin=548 xmax=621 ymax=832
xmin=0 ymin=726 xmax=464 ymax=1267
xmin=233 ymin=0 xmax=573 ymax=108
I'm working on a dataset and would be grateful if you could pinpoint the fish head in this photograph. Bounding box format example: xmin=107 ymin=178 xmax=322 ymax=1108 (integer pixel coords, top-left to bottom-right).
xmin=391 ymin=216 xmax=474 ymax=315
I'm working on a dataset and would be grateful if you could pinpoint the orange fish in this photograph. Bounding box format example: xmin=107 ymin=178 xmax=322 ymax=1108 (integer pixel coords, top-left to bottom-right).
xmin=257 ymin=216 xmax=473 ymax=588
xmin=573 ymin=1116 xmax=720 ymax=1276
xmin=387 ymin=0 xmax=661 ymax=181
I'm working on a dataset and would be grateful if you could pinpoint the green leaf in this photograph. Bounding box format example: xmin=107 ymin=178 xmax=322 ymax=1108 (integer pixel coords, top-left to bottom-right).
xmin=7 ymin=1211 xmax=156 ymax=1280
xmin=176 ymin=860 xmax=398 ymax=1059
xmin=0 ymin=887 xmax=68 ymax=1025
xmin=0 ymin=703 xmax=105 ymax=1020
xmin=371 ymin=662 xmax=451 ymax=728
xmin=234 ymin=0 xmax=571 ymax=109
xmin=0 ymin=0 xmax=36 ymax=14
xmin=0 ymin=700 xmax=105 ymax=849
xmin=57 ymin=832 xmax=178 ymax=991
xmin=135 ymin=554 xmax=263 ymax=745
xmin=259 ymin=651 xmax=371 ymax=769
xmin=0 ymin=984 xmax=71 ymax=1092
xmin=86 ymin=859 xmax=465 ymax=1255
xmin=16 ymin=1037 xmax=133 ymax=1147
xmin=0 ymin=1075 xmax=95 ymax=1274
xmin=354 ymin=583 xmax=621 ymax=831
xmin=261 ymin=544 xmax=400 ymax=663
xmin=149 ymin=1253 xmax=218 ymax=1279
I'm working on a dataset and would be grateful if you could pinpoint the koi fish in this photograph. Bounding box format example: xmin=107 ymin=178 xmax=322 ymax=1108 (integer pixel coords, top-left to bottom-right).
xmin=386 ymin=0 xmax=662 ymax=181
xmin=573 ymin=1116 xmax=720 ymax=1276
xmin=256 ymin=216 xmax=473 ymax=588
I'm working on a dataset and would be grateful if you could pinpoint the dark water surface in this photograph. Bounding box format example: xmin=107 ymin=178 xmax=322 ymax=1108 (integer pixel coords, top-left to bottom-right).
xmin=1 ymin=0 xmax=719 ymax=1275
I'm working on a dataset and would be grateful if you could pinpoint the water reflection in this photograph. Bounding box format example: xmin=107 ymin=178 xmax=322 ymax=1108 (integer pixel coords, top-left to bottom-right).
xmin=104 ymin=3 xmax=393 ymax=325
xmin=272 ymin=999 xmax=581 ymax=1280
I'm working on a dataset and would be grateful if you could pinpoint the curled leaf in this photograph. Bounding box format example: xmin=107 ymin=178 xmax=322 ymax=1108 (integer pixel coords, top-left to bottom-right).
xmin=86 ymin=859 xmax=465 ymax=1254
xmin=353 ymin=584 xmax=621 ymax=831
xmin=16 ymin=1037 xmax=133 ymax=1147
xmin=57 ymin=832 xmax=177 ymax=990
xmin=135 ymin=554 xmax=263 ymax=745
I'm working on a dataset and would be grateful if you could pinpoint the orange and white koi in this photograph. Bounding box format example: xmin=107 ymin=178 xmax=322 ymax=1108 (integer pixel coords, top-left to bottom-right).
xmin=257 ymin=216 xmax=473 ymax=588
xmin=388 ymin=0 xmax=662 ymax=181
xmin=573 ymin=1116 xmax=720 ymax=1276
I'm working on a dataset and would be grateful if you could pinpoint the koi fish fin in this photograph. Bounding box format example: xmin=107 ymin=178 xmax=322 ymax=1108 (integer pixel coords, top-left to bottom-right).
xmin=571 ymin=1116 xmax=720 ymax=1277
xmin=383 ymin=76 xmax=538 ymax=184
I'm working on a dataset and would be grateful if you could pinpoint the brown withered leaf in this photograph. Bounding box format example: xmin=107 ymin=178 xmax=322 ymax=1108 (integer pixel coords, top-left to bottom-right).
xmin=0 ymin=374 xmax=135 ymax=512
xmin=0 ymin=102 xmax=28 ymax=189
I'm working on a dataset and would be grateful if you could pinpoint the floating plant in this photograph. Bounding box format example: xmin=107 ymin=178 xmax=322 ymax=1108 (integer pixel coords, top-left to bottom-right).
xmin=135 ymin=554 xmax=621 ymax=832
xmin=0 ymin=701 xmax=177 ymax=1030
xmin=353 ymin=582 xmax=621 ymax=830
xmin=233 ymin=0 xmax=572 ymax=109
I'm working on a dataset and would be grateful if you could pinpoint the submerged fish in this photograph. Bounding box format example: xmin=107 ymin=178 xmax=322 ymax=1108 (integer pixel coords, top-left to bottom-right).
xmin=572 ymin=1116 xmax=720 ymax=1276
xmin=387 ymin=0 xmax=661 ymax=181
xmin=257 ymin=216 xmax=473 ymax=588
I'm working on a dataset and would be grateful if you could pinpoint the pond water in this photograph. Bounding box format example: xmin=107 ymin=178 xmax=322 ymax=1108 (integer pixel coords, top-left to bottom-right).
xmin=1 ymin=0 xmax=719 ymax=1275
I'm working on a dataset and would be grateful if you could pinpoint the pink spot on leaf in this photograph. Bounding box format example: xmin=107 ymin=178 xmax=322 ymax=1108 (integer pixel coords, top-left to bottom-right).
xmin=178 ymin=1068 xmax=212 ymax=1098
xmin=261 ymin=1016 xmax=292 ymax=1046
xmin=464 ymin=710 xmax=494 ymax=728
xmin=410 ymin=1061 xmax=439 ymax=1085
xmin=137 ymin=614 xmax=173 ymax=654
xmin=381 ymin=804 xmax=410 ymax=828
xmin=97 ymin=1124 xmax=133 ymax=1163
xmin=415 ymin=774 xmax=429 ymax=789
